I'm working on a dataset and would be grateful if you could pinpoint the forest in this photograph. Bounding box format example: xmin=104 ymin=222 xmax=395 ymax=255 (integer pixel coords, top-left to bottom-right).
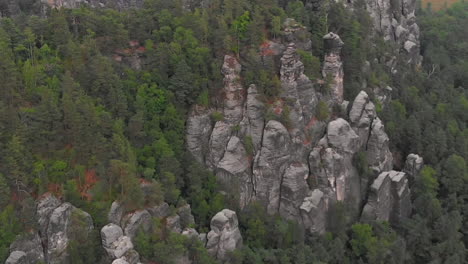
xmin=0 ymin=0 xmax=467 ymax=263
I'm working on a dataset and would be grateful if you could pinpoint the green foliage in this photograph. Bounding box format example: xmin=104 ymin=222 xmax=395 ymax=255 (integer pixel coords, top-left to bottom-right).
xmin=316 ymin=101 xmax=330 ymax=121
xmin=296 ymin=49 xmax=321 ymax=79
xmin=211 ymin=111 xmax=224 ymax=122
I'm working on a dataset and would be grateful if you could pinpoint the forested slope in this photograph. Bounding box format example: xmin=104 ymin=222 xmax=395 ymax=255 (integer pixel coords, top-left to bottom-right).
xmin=0 ymin=0 xmax=466 ymax=263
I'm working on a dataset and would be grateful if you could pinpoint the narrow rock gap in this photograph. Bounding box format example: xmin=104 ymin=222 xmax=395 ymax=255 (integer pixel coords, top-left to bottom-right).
xmin=365 ymin=117 xmax=375 ymax=150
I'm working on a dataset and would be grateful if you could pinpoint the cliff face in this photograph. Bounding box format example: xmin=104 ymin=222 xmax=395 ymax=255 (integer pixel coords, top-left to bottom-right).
xmin=187 ymin=20 xmax=417 ymax=233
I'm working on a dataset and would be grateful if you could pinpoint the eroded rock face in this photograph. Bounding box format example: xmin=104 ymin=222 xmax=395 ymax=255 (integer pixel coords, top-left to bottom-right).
xmin=121 ymin=210 xmax=152 ymax=241
xmin=8 ymin=231 xmax=45 ymax=264
xmin=5 ymin=251 xmax=27 ymax=264
xmin=101 ymin=224 xmax=135 ymax=260
xmin=361 ymin=171 xmax=411 ymax=224
xmin=206 ymin=209 xmax=243 ymax=262
xmin=47 ymin=203 xmax=94 ymax=264
xmin=186 ymin=26 xmax=409 ymax=234
xmin=322 ymin=32 xmax=344 ymax=103
xmin=404 ymin=153 xmax=424 ymax=178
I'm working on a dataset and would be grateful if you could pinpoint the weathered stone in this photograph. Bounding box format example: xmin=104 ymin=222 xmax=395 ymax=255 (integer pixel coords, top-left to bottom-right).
xmin=326 ymin=118 xmax=360 ymax=153
xmin=253 ymin=120 xmax=292 ymax=214
xmin=206 ymin=209 xmax=243 ymax=262
xmin=167 ymin=215 xmax=182 ymax=233
xmin=112 ymin=258 xmax=130 ymax=264
xmin=148 ymin=202 xmax=170 ymax=218
xmin=366 ymin=118 xmax=393 ymax=172
xmin=47 ymin=203 xmax=94 ymax=264
xmin=182 ymin=228 xmax=199 ymax=239
xmin=122 ymin=210 xmax=152 ymax=241
xmin=101 ymin=223 xmax=136 ymax=260
xmin=177 ymin=204 xmax=196 ymax=229
xmin=300 ymin=189 xmax=329 ymax=234
xmin=5 ymin=251 xmax=27 ymax=264
xmin=108 ymin=201 xmax=124 ymax=226
xmin=187 ymin=106 xmax=213 ymax=164
xmin=279 ymin=163 xmax=310 ymax=221
xmin=322 ymin=32 xmax=344 ymax=103
xmin=36 ymin=193 xmax=61 ymax=239
xmin=9 ymin=232 xmax=45 ymax=264
xmin=216 ymin=136 xmax=253 ymax=208
xmin=361 ymin=171 xmax=412 ymax=224
xmin=404 ymin=153 xmax=424 ymax=178
xmin=239 ymin=85 xmax=265 ymax=153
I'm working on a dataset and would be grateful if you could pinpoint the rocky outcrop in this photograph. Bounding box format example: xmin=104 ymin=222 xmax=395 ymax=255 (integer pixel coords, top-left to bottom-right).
xmin=7 ymin=232 xmax=45 ymax=264
xmin=101 ymin=224 xmax=135 ymax=260
xmin=186 ymin=25 xmax=410 ymax=234
xmin=404 ymin=153 xmax=424 ymax=178
xmin=5 ymin=251 xmax=27 ymax=264
xmin=322 ymin=32 xmax=344 ymax=103
xmin=361 ymin=170 xmax=412 ymax=224
xmin=206 ymin=209 xmax=243 ymax=262
xmin=121 ymin=210 xmax=152 ymax=241
xmin=349 ymin=91 xmax=393 ymax=173
xmin=47 ymin=203 xmax=94 ymax=264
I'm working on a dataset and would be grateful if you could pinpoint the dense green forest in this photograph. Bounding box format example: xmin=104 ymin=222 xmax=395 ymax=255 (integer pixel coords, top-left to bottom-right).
xmin=0 ymin=0 xmax=467 ymax=263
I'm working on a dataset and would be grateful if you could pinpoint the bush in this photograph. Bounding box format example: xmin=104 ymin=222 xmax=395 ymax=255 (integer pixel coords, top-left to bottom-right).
xmin=316 ymin=101 xmax=330 ymax=121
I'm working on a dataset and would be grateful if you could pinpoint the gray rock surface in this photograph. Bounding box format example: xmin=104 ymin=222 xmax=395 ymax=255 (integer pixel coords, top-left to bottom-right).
xmin=148 ymin=202 xmax=170 ymax=218
xmin=108 ymin=201 xmax=125 ymax=226
xmin=101 ymin=224 xmax=134 ymax=259
xmin=322 ymin=32 xmax=344 ymax=103
xmin=167 ymin=215 xmax=182 ymax=233
xmin=121 ymin=210 xmax=152 ymax=241
xmin=206 ymin=209 xmax=243 ymax=262
xmin=9 ymin=232 xmax=45 ymax=264
xmin=404 ymin=153 xmax=424 ymax=177
xmin=361 ymin=171 xmax=412 ymax=224
xmin=47 ymin=203 xmax=94 ymax=264
xmin=253 ymin=120 xmax=292 ymax=214
xmin=36 ymin=193 xmax=61 ymax=240
xmin=5 ymin=251 xmax=27 ymax=264
xmin=177 ymin=204 xmax=196 ymax=229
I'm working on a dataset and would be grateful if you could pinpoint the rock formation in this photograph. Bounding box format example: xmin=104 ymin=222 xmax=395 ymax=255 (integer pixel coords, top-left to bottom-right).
xmin=206 ymin=209 xmax=243 ymax=262
xmin=6 ymin=232 xmax=45 ymax=264
xmin=361 ymin=170 xmax=412 ymax=224
xmin=322 ymin=32 xmax=344 ymax=103
xmin=187 ymin=26 xmax=415 ymax=234
xmin=5 ymin=193 xmax=94 ymax=264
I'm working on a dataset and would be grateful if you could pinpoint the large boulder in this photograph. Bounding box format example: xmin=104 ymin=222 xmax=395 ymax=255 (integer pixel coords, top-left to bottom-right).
xmin=101 ymin=224 xmax=134 ymax=259
xmin=36 ymin=193 xmax=61 ymax=239
xmin=361 ymin=171 xmax=412 ymax=224
xmin=5 ymin=251 xmax=27 ymax=264
xmin=404 ymin=153 xmax=424 ymax=178
xmin=253 ymin=120 xmax=292 ymax=214
xmin=108 ymin=201 xmax=125 ymax=226
xmin=300 ymin=189 xmax=330 ymax=234
xmin=206 ymin=209 xmax=243 ymax=262
xmin=47 ymin=203 xmax=94 ymax=264
xmin=8 ymin=232 xmax=45 ymax=264
xmin=121 ymin=210 xmax=152 ymax=241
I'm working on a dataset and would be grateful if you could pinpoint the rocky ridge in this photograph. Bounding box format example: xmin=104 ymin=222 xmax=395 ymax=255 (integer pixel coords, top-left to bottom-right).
xmin=187 ymin=25 xmax=419 ymax=234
